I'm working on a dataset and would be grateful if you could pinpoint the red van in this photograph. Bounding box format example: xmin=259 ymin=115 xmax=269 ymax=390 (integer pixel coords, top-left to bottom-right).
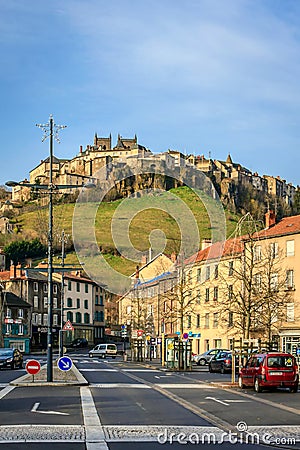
xmin=238 ymin=352 xmax=299 ymax=393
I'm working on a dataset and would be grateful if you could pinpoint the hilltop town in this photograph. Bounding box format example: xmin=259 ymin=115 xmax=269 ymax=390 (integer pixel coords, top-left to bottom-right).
xmin=6 ymin=132 xmax=299 ymax=223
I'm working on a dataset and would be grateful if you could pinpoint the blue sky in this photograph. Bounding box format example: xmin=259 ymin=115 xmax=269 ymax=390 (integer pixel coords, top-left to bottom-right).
xmin=1 ymin=0 xmax=300 ymax=186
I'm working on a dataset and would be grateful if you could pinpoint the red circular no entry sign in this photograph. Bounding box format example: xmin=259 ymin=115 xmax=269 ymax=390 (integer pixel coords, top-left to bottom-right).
xmin=25 ymin=359 xmax=41 ymax=375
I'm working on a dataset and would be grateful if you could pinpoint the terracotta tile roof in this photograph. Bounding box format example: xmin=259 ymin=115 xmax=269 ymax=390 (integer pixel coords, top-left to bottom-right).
xmin=185 ymin=236 xmax=244 ymax=265
xmin=254 ymin=214 xmax=300 ymax=239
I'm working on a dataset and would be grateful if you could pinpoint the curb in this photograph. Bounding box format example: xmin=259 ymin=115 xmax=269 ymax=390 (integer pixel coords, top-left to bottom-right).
xmin=10 ymin=363 xmax=89 ymax=387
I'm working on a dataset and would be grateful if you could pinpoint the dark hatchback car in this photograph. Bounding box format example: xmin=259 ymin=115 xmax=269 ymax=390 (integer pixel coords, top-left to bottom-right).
xmin=238 ymin=352 xmax=299 ymax=393
xmin=209 ymin=351 xmax=238 ymax=374
xmin=0 ymin=348 xmax=23 ymax=370
xmin=68 ymin=338 xmax=88 ymax=348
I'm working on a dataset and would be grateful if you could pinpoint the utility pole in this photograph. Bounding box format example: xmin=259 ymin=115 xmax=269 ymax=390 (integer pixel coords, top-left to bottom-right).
xmin=36 ymin=115 xmax=66 ymax=382
xmin=59 ymin=230 xmax=68 ymax=357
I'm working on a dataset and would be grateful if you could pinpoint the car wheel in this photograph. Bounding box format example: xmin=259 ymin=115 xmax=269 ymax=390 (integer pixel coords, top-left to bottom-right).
xmin=290 ymin=384 xmax=298 ymax=393
xmin=198 ymin=358 xmax=206 ymax=366
xmin=254 ymin=377 xmax=262 ymax=393
xmin=238 ymin=376 xmax=245 ymax=389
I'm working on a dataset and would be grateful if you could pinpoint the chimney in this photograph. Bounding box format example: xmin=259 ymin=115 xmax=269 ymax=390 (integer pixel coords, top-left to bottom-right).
xmin=10 ymin=263 xmax=16 ymax=279
xmin=16 ymin=263 xmax=22 ymax=278
xmin=80 ymin=145 xmax=83 ymax=153
xmin=135 ymin=265 xmax=140 ymax=279
xmin=201 ymin=239 xmax=212 ymax=250
xmin=140 ymin=255 xmax=147 ymax=266
xmin=265 ymin=210 xmax=276 ymax=229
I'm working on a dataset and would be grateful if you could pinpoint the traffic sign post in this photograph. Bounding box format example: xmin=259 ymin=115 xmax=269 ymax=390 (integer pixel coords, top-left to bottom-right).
xmin=26 ymin=359 xmax=41 ymax=382
xmin=57 ymin=356 xmax=73 ymax=372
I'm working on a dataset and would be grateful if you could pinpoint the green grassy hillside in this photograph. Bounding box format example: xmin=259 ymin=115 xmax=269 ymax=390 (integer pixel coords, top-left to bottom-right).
xmin=9 ymin=186 xmax=241 ymax=275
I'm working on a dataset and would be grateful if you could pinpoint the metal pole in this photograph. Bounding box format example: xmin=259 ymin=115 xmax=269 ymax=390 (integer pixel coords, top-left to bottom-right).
xmin=47 ymin=115 xmax=54 ymax=382
xmin=59 ymin=230 xmax=65 ymax=358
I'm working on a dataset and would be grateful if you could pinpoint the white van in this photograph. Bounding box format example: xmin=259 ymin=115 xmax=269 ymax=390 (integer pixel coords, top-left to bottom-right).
xmin=89 ymin=343 xmax=117 ymax=359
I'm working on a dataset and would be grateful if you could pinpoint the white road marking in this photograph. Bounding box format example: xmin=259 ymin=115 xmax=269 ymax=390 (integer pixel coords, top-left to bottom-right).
xmin=121 ymin=369 xmax=160 ymax=372
xmin=205 ymin=396 xmax=230 ymax=406
xmin=31 ymin=402 xmax=69 ymax=415
xmin=136 ymin=402 xmax=147 ymax=411
xmin=90 ymin=383 xmax=150 ymax=388
xmin=0 ymin=385 xmax=15 ymax=399
xmin=80 ymin=369 xmax=118 ymax=372
xmin=156 ymin=384 xmax=216 ymax=389
xmin=80 ymin=386 xmax=109 ymax=450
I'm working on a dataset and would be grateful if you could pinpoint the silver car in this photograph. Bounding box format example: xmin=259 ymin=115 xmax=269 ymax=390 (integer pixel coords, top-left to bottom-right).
xmin=194 ymin=348 xmax=230 ymax=366
xmin=89 ymin=343 xmax=117 ymax=359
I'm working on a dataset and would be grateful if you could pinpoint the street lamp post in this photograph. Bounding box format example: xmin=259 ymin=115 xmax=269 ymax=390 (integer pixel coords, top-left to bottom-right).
xmin=6 ymin=114 xmax=95 ymax=382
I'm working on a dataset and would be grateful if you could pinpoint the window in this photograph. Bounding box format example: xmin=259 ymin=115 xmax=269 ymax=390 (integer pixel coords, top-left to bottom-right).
xmin=286 ymin=303 xmax=294 ymax=322
xmin=213 ymin=313 xmax=218 ymax=328
xmin=254 ymin=245 xmax=262 ymax=261
xmin=68 ymin=280 xmax=72 ymax=291
xmin=286 ymin=270 xmax=294 ymax=289
xmin=126 ymin=305 xmax=131 ymax=315
xmin=32 ymin=313 xmax=38 ymax=325
xmin=228 ymin=261 xmax=234 ymax=276
xmin=95 ymin=295 xmax=99 ymax=305
xmin=18 ymin=309 xmax=24 ymax=318
xmin=270 ymin=273 xmax=278 ymax=291
xmin=76 ymin=282 xmax=80 ymax=292
xmin=43 ymin=283 xmax=48 ymax=293
xmin=228 ymin=312 xmax=234 ymax=327
xmin=213 ymin=286 xmax=218 ymax=301
xmin=6 ymin=308 xmax=11 ymax=318
xmin=67 ymin=311 xmax=73 ymax=322
xmin=205 ymin=313 xmax=210 ymax=328
xmin=44 ymin=297 xmax=48 ymax=308
xmin=5 ymin=324 xmax=11 ymax=335
xmin=53 ymin=284 xmax=58 ymax=294
xmin=53 ymin=314 xmax=58 ymax=326
xmin=53 ymin=298 xmax=57 ymax=309
xmin=67 ymin=298 xmax=72 ymax=308
xmin=99 ymin=295 xmax=104 ymax=305
xmin=196 ymin=314 xmax=201 ymax=328
xmin=204 ymin=339 xmax=210 ymax=351
xmin=85 ymin=284 xmax=89 ymax=293
xmin=286 ymin=240 xmax=295 ymax=257
xmin=196 ymin=289 xmax=201 ymax=304
xmin=214 ymin=339 xmax=221 ymax=348
xmin=84 ymin=299 xmax=89 ymax=309
xmin=75 ymin=312 xmax=82 ymax=323
xmin=205 ymin=288 xmax=210 ymax=302
xmin=187 ymin=315 xmax=191 ymax=328
xmin=228 ymin=285 xmax=233 ymax=300
xmin=84 ymin=313 xmax=90 ymax=324
xmin=197 ymin=268 xmax=201 ymax=282
xmin=205 ymin=266 xmax=210 ymax=281
xmin=33 ymin=296 xmax=39 ymax=309
xmin=43 ymin=314 xmax=48 ymax=325
xmin=253 ymin=274 xmax=261 ymax=293
xmin=270 ymin=242 xmax=278 ymax=258
xmin=77 ymin=298 xmax=80 ymax=308
xmin=33 ymin=282 xmax=38 ymax=292
xmin=38 ymin=314 xmax=42 ymax=325
xmin=214 ymin=264 xmax=219 ymax=279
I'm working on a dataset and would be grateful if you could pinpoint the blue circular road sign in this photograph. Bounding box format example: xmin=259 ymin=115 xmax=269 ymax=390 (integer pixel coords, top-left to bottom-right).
xmin=57 ymin=356 xmax=73 ymax=372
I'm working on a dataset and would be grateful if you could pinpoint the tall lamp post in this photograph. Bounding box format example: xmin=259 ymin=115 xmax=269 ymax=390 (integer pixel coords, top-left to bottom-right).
xmin=6 ymin=114 xmax=95 ymax=382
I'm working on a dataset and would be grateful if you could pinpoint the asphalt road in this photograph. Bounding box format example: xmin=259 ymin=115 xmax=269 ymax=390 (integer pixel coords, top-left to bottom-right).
xmin=0 ymin=353 xmax=299 ymax=449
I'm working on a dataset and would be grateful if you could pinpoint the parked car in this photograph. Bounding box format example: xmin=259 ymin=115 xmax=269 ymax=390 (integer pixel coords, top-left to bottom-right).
xmin=238 ymin=352 xmax=299 ymax=393
xmin=194 ymin=348 xmax=230 ymax=366
xmin=208 ymin=351 xmax=238 ymax=374
xmin=68 ymin=338 xmax=88 ymax=348
xmin=89 ymin=343 xmax=117 ymax=359
xmin=0 ymin=348 xmax=23 ymax=370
